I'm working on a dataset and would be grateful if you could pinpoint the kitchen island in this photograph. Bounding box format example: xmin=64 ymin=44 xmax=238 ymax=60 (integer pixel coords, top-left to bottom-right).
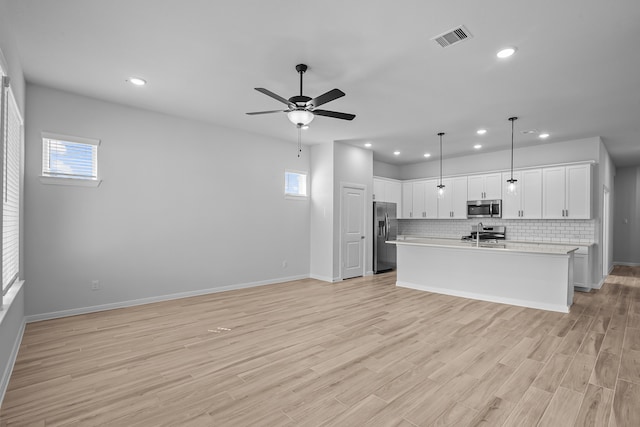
xmin=388 ymin=237 xmax=578 ymax=313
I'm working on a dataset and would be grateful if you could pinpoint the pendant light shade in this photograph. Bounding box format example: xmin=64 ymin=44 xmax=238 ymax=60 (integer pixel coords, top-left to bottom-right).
xmin=506 ymin=117 xmax=518 ymax=196
xmin=437 ymin=132 xmax=446 ymax=199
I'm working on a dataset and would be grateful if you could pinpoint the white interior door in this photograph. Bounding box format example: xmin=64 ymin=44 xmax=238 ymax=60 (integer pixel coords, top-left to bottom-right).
xmin=342 ymin=186 xmax=365 ymax=279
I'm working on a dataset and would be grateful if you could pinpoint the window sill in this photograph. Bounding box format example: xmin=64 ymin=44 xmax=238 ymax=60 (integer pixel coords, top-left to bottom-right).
xmin=284 ymin=194 xmax=309 ymax=201
xmin=39 ymin=176 xmax=102 ymax=187
xmin=1 ymin=280 xmax=24 ymax=323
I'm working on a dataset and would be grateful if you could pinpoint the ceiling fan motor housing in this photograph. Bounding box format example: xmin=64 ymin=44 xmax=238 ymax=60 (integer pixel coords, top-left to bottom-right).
xmin=289 ymin=95 xmax=312 ymax=106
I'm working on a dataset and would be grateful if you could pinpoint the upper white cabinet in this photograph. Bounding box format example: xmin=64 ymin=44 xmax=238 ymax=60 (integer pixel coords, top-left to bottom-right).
xmin=542 ymin=164 xmax=591 ymax=219
xmin=437 ymin=177 xmax=468 ymax=218
xmin=412 ymin=181 xmax=426 ymax=218
xmin=401 ymin=180 xmax=438 ymax=218
xmin=373 ymin=177 xmax=402 ymax=217
xmin=401 ymin=182 xmax=414 ymax=218
xmin=502 ymin=169 xmax=542 ymax=219
xmin=373 ymin=178 xmax=385 ymax=201
xmin=467 ymin=173 xmax=502 ymax=200
xmin=423 ymin=179 xmax=439 ymax=218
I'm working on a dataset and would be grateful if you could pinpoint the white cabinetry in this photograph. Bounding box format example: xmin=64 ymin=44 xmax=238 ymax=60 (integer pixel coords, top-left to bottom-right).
xmin=402 ymin=182 xmax=414 ymax=218
xmin=373 ymin=177 xmax=402 ymax=217
xmin=467 ymin=173 xmax=502 ymax=200
xmin=542 ymin=164 xmax=591 ymax=219
xmin=573 ymin=246 xmax=591 ymax=289
xmin=412 ymin=181 xmax=426 ymax=218
xmin=423 ymin=179 xmax=439 ymax=218
xmin=437 ymin=177 xmax=468 ymax=218
xmin=401 ymin=180 xmax=438 ymax=218
xmin=502 ymin=169 xmax=542 ymax=219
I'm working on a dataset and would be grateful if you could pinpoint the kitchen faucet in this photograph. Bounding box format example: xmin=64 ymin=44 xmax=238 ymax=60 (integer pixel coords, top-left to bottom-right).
xmin=476 ymin=222 xmax=483 ymax=247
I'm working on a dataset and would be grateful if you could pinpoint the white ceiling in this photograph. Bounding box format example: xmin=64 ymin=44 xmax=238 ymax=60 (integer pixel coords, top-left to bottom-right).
xmin=6 ymin=0 xmax=640 ymax=166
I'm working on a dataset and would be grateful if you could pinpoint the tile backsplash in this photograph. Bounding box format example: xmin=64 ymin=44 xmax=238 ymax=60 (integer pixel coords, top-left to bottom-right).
xmin=397 ymin=218 xmax=595 ymax=244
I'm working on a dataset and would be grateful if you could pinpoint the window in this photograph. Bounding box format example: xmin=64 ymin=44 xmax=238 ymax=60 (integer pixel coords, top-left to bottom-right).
xmin=284 ymin=170 xmax=308 ymax=198
xmin=40 ymin=132 xmax=101 ymax=186
xmin=1 ymin=75 xmax=21 ymax=297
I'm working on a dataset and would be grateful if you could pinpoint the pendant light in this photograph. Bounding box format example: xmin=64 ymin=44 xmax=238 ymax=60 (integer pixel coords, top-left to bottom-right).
xmin=506 ymin=116 xmax=518 ymax=196
xmin=436 ymin=132 xmax=446 ymax=199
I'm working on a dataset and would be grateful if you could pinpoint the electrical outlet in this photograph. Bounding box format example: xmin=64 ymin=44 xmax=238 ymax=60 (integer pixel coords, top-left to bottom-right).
xmin=91 ymin=280 xmax=101 ymax=291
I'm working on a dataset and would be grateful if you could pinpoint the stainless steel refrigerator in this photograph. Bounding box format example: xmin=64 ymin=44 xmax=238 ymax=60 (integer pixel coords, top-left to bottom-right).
xmin=373 ymin=201 xmax=397 ymax=273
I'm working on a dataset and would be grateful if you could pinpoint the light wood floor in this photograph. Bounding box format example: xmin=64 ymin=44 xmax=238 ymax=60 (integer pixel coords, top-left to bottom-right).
xmin=1 ymin=266 xmax=640 ymax=426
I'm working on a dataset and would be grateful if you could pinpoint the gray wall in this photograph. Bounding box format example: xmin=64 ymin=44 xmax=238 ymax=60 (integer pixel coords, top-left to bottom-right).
xmin=24 ymin=84 xmax=311 ymax=317
xmin=309 ymin=143 xmax=334 ymax=281
xmin=613 ymin=166 xmax=640 ymax=265
xmin=373 ymin=160 xmax=402 ymax=180
xmin=333 ymin=143 xmax=374 ymax=278
xmin=400 ymin=137 xmax=601 ymax=180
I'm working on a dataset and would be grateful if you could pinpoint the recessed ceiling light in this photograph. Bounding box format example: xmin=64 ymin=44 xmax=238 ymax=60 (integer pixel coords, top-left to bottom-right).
xmin=127 ymin=77 xmax=147 ymax=86
xmin=393 ymin=151 xmax=400 ymax=156
xmin=496 ymin=47 xmax=516 ymax=58
xmin=474 ymin=144 xmax=482 ymax=149
xmin=364 ymin=143 xmax=372 ymax=147
xmin=476 ymin=129 xmax=487 ymax=135
xmin=424 ymin=153 xmax=431 ymax=158
xmin=521 ymin=129 xmax=538 ymax=134
xmin=539 ymin=133 xmax=550 ymax=139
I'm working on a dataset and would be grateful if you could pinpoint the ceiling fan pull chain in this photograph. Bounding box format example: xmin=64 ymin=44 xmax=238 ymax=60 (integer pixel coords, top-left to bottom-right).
xmin=297 ymin=124 xmax=302 ymax=157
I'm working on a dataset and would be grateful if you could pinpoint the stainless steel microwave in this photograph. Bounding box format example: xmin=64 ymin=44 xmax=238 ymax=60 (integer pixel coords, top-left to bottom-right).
xmin=467 ymin=200 xmax=502 ymax=218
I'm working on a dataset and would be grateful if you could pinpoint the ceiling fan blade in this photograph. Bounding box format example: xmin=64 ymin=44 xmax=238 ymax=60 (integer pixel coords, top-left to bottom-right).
xmin=313 ymin=109 xmax=356 ymax=121
xmin=307 ymin=89 xmax=345 ymax=108
xmin=255 ymin=88 xmax=294 ymax=107
xmin=246 ymin=110 xmax=287 ymax=115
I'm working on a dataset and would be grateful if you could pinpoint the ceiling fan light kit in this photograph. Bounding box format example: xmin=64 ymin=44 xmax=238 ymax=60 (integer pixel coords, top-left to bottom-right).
xmin=287 ymin=109 xmax=314 ymax=126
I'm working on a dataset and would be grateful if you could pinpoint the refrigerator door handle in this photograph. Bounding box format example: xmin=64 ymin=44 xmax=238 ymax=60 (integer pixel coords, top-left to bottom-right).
xmin=385 ymin=213 xmax=390 ymax=240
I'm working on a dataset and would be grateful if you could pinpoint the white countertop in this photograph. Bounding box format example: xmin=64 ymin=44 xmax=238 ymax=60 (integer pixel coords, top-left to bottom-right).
xmin=388 ymin=236 xmax=579 ymax=255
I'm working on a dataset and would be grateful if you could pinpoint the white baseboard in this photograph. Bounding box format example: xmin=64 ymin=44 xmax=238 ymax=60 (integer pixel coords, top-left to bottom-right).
xmin=396 ymin=281 xmax=570 ymax=313
xmin=0 ymin=317 xmax=25 ymax=405
xmin=25 ymin=274 xmax=309 ymax=323
xmin=613 ymin=261 xmax=640 ymax=267
xmin=309 ymin=274 xmax=335 ymax=283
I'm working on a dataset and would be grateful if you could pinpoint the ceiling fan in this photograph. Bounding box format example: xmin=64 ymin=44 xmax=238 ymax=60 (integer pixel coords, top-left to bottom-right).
xmin=247 ymin=64 xmax=356 ymax=127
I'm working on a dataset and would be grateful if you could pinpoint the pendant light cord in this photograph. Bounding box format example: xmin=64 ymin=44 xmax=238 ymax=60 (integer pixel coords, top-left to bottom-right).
xmin=438 ymin=132 xmax=444 ymax=186
xmin=509 ymin=117 xmax=517 ymax=180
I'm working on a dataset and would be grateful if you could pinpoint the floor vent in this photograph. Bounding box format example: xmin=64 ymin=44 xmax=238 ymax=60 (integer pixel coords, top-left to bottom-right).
xmin=432 ymin=25 xmax=472 ymax=48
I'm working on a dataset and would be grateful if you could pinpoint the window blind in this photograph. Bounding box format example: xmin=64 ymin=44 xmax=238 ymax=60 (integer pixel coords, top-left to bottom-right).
xmin=2 ymin=77 xmax=21 ymax=295
xmin=42 ymin=137 xmax=98 ymax=179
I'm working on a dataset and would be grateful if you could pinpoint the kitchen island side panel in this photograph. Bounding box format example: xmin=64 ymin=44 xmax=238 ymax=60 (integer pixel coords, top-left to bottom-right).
xmin=396 ymin=244 xmax=573 ymax=312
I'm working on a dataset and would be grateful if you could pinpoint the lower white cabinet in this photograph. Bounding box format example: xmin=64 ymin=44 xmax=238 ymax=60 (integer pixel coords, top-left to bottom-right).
xmin=574 ymin=246 xmax=591 ymax=289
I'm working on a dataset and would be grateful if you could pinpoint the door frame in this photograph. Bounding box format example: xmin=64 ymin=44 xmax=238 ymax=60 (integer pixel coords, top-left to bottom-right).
xmin=339 ymin=182 xmax=367 ymax=280
xmin=603 ymin=185 xmax=611 ymax=277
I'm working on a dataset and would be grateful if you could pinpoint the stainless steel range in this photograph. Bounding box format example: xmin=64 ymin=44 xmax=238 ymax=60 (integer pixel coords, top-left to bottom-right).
xmin=461 ymin=225 xmax=506 ymax=244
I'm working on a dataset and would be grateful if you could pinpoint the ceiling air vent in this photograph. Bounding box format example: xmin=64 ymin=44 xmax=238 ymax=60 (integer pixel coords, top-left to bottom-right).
xmin=432 ymin=25 xmax=472 ymax=48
